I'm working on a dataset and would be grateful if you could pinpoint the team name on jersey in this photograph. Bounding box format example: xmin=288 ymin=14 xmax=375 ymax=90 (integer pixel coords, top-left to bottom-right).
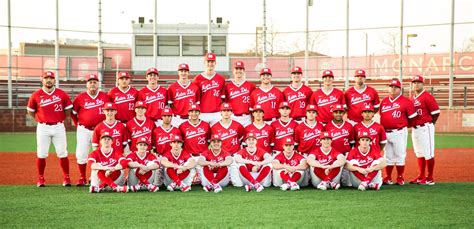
xmin=275 ymin=129 xmax=294 ymax=139
xmin=350 ymin=94 xmax=372 ymax=105
xmin=303 ymin=129 xmax=321 ymax=141
xmin=332 ymin=129 xmax=349 ymax=139
xmin=381 ymin=102 xmax=400 ymax=113
xmin=220 ymin=129 xmax=238 ymax=140
xmin=255 ymin=130 xmax=270 ymax=139
xmin=287 ymin=159 xmax=299 ymax=166
xmin=229 ymin=87 xmax=250 ymax=99
xmin=256 ymin=93 xmax=277 ymax=104
xmin=318 ymin=156 xmax=334 ymax=165
xmin=185 ymin=127 xmax=206 ymax=138
xmin=114 ymin=94 xmax=136 ymax=103
xmin=157 ymin=135 xmax=171 ymax=144
xmin=112 ymin=129 xmax=123 ymax=137
xmin=40 ymin=95 xmax=61 ymax=107
xmin=317 ymin=95 xmax=339 ymax=106
xmin=201 ymin=81 xmax=221 ymax=93
xmin=131 ymin=127 xmax=152 ymax=137
xmin=175 ymin=89 xmax=196 ymax=100
xmin=145 ymin=93 xmax=166 ymax=103
xmin=287 ymin=92 xmax=307 ymax=103
xmin=413 ymin=99 xmax=421 ymax=107
xmin=177 ymin=159 xmax=186 ymax=165
xmin=357 ymin=155 xmax=374 ymax=167
xmin=84 ymin=100 xmax=105 ymax=109
xmin=100 ymin=158 xmax=117 ymax=167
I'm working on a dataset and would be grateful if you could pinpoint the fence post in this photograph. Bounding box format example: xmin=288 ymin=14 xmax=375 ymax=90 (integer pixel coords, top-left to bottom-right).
xmin=464 ymin=86 xmax=467 ymax=108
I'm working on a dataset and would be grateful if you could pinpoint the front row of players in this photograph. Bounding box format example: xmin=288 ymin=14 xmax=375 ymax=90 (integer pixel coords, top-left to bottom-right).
xmin=89 ymin=129 xmax=385 ymax=193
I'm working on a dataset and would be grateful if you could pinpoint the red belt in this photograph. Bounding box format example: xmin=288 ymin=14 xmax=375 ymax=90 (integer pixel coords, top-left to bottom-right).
xmin=40 ymin=122 xmax=62 ymax=126
xmin=414 ymin=123 xmax=431 ymax=129
xmin=79 ymin=124 xmax=95 ymax=131
xmin=386 ymin=128 xmax=404 ymax=133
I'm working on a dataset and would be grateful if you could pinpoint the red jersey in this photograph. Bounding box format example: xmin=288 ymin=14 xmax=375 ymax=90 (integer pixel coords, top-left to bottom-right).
xmin=250 ymin=86 xmax=284 ymax=121
xmin=353 ymin=121 xmax=387 ymax=152
xmin=152 ymin=126 xmax=181 ymax=155
xmin=237 ymin=147 xmax=269 ymax=162
xmin=294 ymin=121 xmax=325 ymax=154
xmin=201 ymin=149 xmax=232 ymax=164
xmin=310 ymin=87 xmax=346 ymax=123
xmin=411 ymin=90 xmax=440 ymax=126
xmin=283 ymin=84 xmax=313 ymax=119
xmin=162 ymin=150 xmax=193 ymax=166
xmin=193 ymin=73 xmax=226 ymax=113
xmin=138 ymin=85 xmax=167 ymax=120
xmin=92 ymin=120 xmax=128 ymax=155
xmin=244 ymin=123 xmax=275 ymax=153
xmin=72 ymin=91 xmax=109 ymax=128
xmin=211 ymin=121 xmax=245 ymax=154
xmin=308 ymin=147 xmax=343 ymax=166
xmin=88 ymin=148 xmax=126 ymax=167
xmin=271 ymin=119 xmax=298 ymax=152
xmin=27 ymin=87 xmax=73 ymax=123
xmin=380 ymin=94 xmax=417 ymax=130
xmin=167 ymin=81 xmax=200 ymax=117
xmin=273 ymin=151 xmax=305 ymax=167
xmin=126 ymin=151 xmax=159 ymax=166
xmin=224 ymin=81 xmax=256 ymax=115
xmin=324 ymin=121 xmax=355 ymax=153
xmin=125 ymin=118 xmax=155 ymax=152
xmin=347 ymin=146 xmax=382 ymax=168
xmin=108 ymin=86 xmax=138 ymax=123
xmin=344 ymin=86 xmax=380 ymax=122
xmin=179 ymin=120 xmax=210 ymax=156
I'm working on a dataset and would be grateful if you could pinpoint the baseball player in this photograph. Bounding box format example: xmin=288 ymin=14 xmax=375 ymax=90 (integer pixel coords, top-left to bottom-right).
xmin=250 ymin=68 xmax=285 ymax=123
xmin=271 ymin=102 xmax=298 ymax=155
xmin=353 ymin=104 xmax=387 ymax=153
xmin=179 ymin=104 xmax=210 ymax=157
xmin=108 ymin=71 xmax=138 ymax=123
xmin=160 ymin=134 xmax=197 ymax=192
xmin=310 ymin=70 xmax=346 ymax=124
xmin=197 ymin=134 xmax=233 ymax=193
xmin=344 ymin=69 xmax=380 ymax=125
xmin=125 ymin=137 xmax=160 ymax=192
xmin=92 ymin=102 xmax=129 ymax=155
xmin=234 ymin=133 xmax=273 ymax=192
xmin=379 ymin=79 xmax=417 ymax=185
xmin=410 ymin=75 xmax=440 ymax=185
xmin=211 ymin=103 xmax=245 ymax=155
xmin=27 ymin=71 xmax=73 ymax=187
xmin=282 ymin=66 xmax=313 ymax=122
xmin=307 ymin=132 xmax=346 ymax=190
xmin=167 ymin=63 xmax=200 ymax=127
xmin=224 ymin=61 xmax=256 ymax=127
xmin=294 ymin=104 xmax=324 ymax=155
xmin=193 ymin=52 xmax=226 ymax=126
xmin=152 ymin=107 xmax=181 ymax=156
xmin=244 ymin=104 xmax=275 ymax=154
xmin=138 ymin=67 xmax=168 ymax=126
xmin=88 ymin=131 xmax=129 ymax=193
xmin=345 ymin=132 xmax=386 ymax=191
xmin=125 ymin=101 xmax=155 ymax=153
xmin=71 ymin=73 xmax=109 ymax=186
xmin=323 ymin=104 xmax=355 ymax=155
xmin=272 ymin=137 xmax=308 ymax=191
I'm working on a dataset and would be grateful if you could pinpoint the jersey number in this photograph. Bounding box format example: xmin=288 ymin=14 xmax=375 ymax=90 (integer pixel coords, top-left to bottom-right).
xmin=242 ymin=96 xmax=250 ymax=104
xmin=54 ymin=104 xmax=63 ymax=112
xmin=129 ymin=103 xmax=134 ymax=111
xmin=392 ymin=111 xmax=401 ymax=118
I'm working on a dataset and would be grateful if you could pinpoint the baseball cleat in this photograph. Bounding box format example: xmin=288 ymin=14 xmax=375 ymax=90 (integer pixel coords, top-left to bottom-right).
xmin=290 ymin=182 xmax=300 ymax=191
xmin=330 ymin=182 xmax=341 ymax=190
xmin=368 ymin=183 xmax=381 ymax=190
xmin=63 ymin=176 xmax=71 ymax=187
xmin=213 ymin=184 xmax=223 ymax=193
xmin=425 ymin=179 xmax=435 ymax=185
xmin=37 ymin=176 xmax=46 ymax=187
xmin=280 ymin=183 xmax=290 ymax=191
xmin=244 ymin=184 xmax=253 ymax=192
xmin=114 ymin=185 xmax=128 ymax=193
xmin=396 ymin=176 xmax=405 ymax=186
xmin=409 ymin=177 xmax=422 ymax=184
xmin=130 ymin=184 xmax=141 ymax=192
xmin=382 ymin=177 xmax=393 ymax=185
xmin=147 ymin=184 xmax=159 ymax=192
xmin=358 ymin=182 xmax=368 ymax=191
xmin=89 ymin=186 xmax=101 ymax=193
xmin=254 ymin=183 xmax=264 ymax=192
xmin=317 ymin=182 xmax=328 ymax=191
xmin=203 ymin=185 xmax=212 ymax=192
xmin=76 ymin=178 xmax=87 ymax=186
xmin=167 ymin=183 xmax=177 ymax=192
xmin=180 ymin=184 xmax=191 ymax=192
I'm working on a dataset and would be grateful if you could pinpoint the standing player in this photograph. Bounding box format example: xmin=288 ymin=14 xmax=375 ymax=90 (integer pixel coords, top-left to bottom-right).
xmin=138 ymin=67 xmax=167 ymax=126
xmin=167 ymin=63 xmax=200 ymax=127
xmin=125 ymin=101 xmax=155 ymax=153
xmin=294 ymin=105 xmax=324 ymax=155
xmin=283 ymin=66 xmax=313 ymax=122
xmin=179 ymin=104 xmax=210 ymax=157
xmin=272 ymin=137 xmax=308 ymax=191
xmin=271 ymin=102 xmax=298 ymax=155
xmin=410 ymin=75 xmax=440 ymax=185
xmin=193 ymin=52 xmax=226 ymax=126
xmin=108 ymin=71 xmax=138 ymax=123
xmin=244 ymin=105 xmax=275 ymax=154
xmin=345 ymin=132 xmax=386 ymax=191
xmin=379 ymin=79 xmax=417 ymax=185
xmin=92 ymin=102 xmax=128 ymax=155
xmin=125 ymin=137 xmax=160 ymax=192
xmin=250 ymin=68 xmax=285 ymax=122
xmin=71 ymin=73 xmax=109 ymax=186
xmin=307 ymin=132 xmax=346 ymax=190
xmin=234 ymin=133 xmax=273 ymax=192
xmin=152 ymin=107 xmax=181 ymax=156
xmin=310 ymin=70 xmax=346 ymax=124
xmin=211 ymin=103 xmax=245 ymax=155
xmin=353 ymin=104 xmax=387 ymax=153
xmin=27 ymin=71 xmax=73 ymax=187
xmin=344 ymin=69 xmax=380 ymax=124
xmin=225 ymin=61 xmax=256 ymax=127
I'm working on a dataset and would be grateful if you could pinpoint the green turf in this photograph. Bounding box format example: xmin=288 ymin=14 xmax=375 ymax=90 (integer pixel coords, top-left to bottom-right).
xmin=0 ymin=132 xmax=472 ymax=153
xmin=0 ymin=183 xmax=473 ymax=227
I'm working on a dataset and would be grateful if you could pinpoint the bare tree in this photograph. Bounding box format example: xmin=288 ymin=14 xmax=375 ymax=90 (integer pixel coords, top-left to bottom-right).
xmin=380 ymin=31 xmax=400 ymax=54
xmin=458 ymin=35 xmax=474 ymax=53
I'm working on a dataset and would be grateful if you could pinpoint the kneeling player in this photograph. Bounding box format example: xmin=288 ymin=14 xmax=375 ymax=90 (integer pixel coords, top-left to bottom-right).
xmin=88 ymin=131 xmax=128 ymax=193
xmin=126 ymin=137 xmax=160 ymax=192
xmin=345 ymin=132 xmax=386 ymax=191
xmin=160 ymin=135 xmax=196 ymax=192
xmin=307 ymin=132 xmax=345 ymax=190
xmin=272 ymin=137 xmax=308 ymax=191
xmin=198 ymin=134 xmax=233 ymax=193
xmin=234 ymin=133 xmax=273 ymax=192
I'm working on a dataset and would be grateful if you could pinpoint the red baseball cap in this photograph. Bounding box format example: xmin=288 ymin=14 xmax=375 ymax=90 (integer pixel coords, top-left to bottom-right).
xmin=178 ymin=63 xmax=189 ymax=71
xmin=86 ymin=74 xmax=99 ymax=82
xmin=361 ymin=104 xmax=374 ymax=112
xmin=161 ymin=107 xmax=173 ymax=116
xmin=118 ymin=71 xmax=130 ymax=79
xmin=282 ymin=137 xmax=295 ymax=145
xmin=389 ymin=79 xmax=401 ymax=88
xmin=100 ymin=131 xmax=112 ymax=139
xmin=170 ymin=134 xmax=183 ymax=143
xmin=146 ymin=67 xmax=159 ymax=75
xmin=320 ymin=132 xmax=332 ymax=140
xmin=251 ymin=104 xmax=264 ymax=113
xmin=188 ymin=104 xmax=200 ymax=112
xmin=103 ymin=102 xmax=117 ymax=110
xmin=205 ymin=52 xmax=216 ymax=61
xmin=412 ymin=75 xmax=425 ymax=83
xmin=306 ymin=104 xmax=317 ymax=112
xmin=43 ymin=71 xmax=55 ymax=79
xmin=210 ymin=134 xmax=222 ymax=141
xmin=136 ymin=137 xmax=150 ymax=145
xmin=291 ymin=66 xmax=302 ymax=74
xmin=322 ymin=70 xmax=334 ymax=78
xmin=234 ymin=61 xmax=245 ymax=69
xmin=245 ymin=132 xmax=257 ymax=140
xmin=354 ymin=69 xmax=366 ymax=77
xmin=220 ymin=103 xmax=233 ymax=112
xmin=358 ymin=131 xmax=372 ymax=140
xmin=279 ymin=102 xmax=290 ymax=109
xmin=332 ymin=104 xmax=345 ymax=112
xmin=135 ymin=101 xmax=147 ymax=109
xmin=260 ymin=68 xmax=272 ymax=76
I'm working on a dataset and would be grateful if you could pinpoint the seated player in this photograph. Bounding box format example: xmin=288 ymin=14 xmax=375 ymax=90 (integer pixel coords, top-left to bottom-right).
xmin=272 ymin=137 xmax=308 ymax=191
xmin=307 ymin=132 xmax=346 ymax=190
xmin=126 ymin=137 xmax=160 ymax=192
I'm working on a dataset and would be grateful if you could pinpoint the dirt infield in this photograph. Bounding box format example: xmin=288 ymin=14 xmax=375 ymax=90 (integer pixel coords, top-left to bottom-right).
xmin=0 ymin=148 xmax=472 ymax=185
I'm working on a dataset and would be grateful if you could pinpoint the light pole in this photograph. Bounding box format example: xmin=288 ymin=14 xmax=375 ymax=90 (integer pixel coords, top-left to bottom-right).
xmin=406 ymin=33 xmax=418 ymax=57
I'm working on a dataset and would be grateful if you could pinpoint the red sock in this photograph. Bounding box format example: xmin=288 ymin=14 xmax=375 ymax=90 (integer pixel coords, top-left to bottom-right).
xmin=239 ymin=165 xmax=257 ymax=184
xmin=166 ymin=168 xmax=182 ymax=186
xmin=177 ymin=170 xmax=190 ymax=183
xmin=203 ymin=166 xmax=217 ymax=184
xmin=214 ymin=167 xmax=229 ymax=183
xmin=352 ymin=171 xmax=367 ymax=181
xmin=385 ymin=165 xmax=394 ymax=179
xmin=78 ymin=163 xmax=87 ymax=179
xmin=137 ymin=170 xmax=152 ymax=185
xmin=326 ymin=167 xmax=342 ymax=182
xmin=365 ymin=171 xmax=379 ymax=183
xmin=59 ymin=157 xmax=70 ymax=177
xmin=255 ymin=166 xmax=271 ymax=183
xmin=36 ymin=158 xmax=46 ymax=177
xmin=396 ymin=165 xmax=405 ymax=177
xmin=426 ymin=158 xmax=435 ymax=180
xmin=313 ymin=168 xmax=327 ymax=180
xmin=290 ymin=172 xmax=302 ymax=182
xmin=417 ymin=158 xmax=426 ymax=178
xmin=280 ymin=171 xmax=291 ymax=182
xmin=97 ymin=170 xmax=117 ymax=188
